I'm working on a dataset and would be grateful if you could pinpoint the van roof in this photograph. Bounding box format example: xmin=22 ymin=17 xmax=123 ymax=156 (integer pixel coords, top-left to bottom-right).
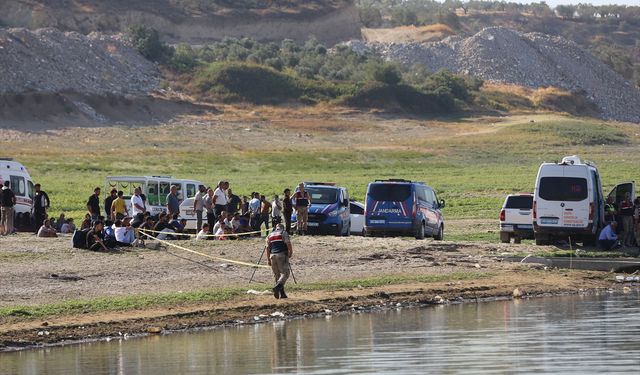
xmin=106 ymin=176 xmax=203 ymax=183
xmin=373 ymin=179 xmax=425 ymax=184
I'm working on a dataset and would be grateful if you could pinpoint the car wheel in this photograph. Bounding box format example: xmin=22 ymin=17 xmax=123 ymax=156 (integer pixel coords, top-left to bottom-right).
xmin=415 ymin=222 xmax=425 ymax=240
xmin=434 ymin=225 xmax=444 ymax=241
xmin=500 ymin=231 xmax=510 ymax=243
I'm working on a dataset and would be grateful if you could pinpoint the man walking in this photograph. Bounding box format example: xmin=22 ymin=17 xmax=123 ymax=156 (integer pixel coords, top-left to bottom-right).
xmin=0 ymin=181 xmax=16 ymax=235
xmin=32 ymin=183 xmax=50 ymax=234
xmin=282 ymin=188 xmax=293 ymax=234
xmin=293 ymin=183 xmax=311 ymax=235
xmin=193 ymin=185 xmax=206 ymax=231
xmin=87 ymin=187 xmax=101 ymax=223
xmin=266 ymin=224 xmax=293 ymax=299
xmin=166 ymin=185 xmax=180 ymax=218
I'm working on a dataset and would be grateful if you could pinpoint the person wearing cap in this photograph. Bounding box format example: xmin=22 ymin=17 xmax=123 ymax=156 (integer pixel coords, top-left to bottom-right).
xmin=266 ymin=223 xmax=293 ymax=299
xmin=166 ymin=185 xmax=180 ymax=218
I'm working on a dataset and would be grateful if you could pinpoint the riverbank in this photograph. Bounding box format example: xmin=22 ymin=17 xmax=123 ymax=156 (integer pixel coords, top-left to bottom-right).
xmin=0 ymin=232 xmax=617 ymax=351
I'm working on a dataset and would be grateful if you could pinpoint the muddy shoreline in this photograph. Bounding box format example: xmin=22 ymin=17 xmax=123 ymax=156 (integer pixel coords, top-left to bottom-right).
xmin=0 ymin=270 xmax=618 ymax=352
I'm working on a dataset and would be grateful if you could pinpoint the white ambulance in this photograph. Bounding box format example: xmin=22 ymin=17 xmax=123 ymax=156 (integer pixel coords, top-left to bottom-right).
xmin=105 ymin=176 xmax=205 ymax=217
xmin=533 ymin=155 xmax=604 ymax=245
xmin=0 ymin=158 xmax=34 ymax=216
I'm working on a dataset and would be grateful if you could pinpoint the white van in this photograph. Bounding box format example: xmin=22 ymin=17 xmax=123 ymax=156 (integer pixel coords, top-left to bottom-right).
xmin=105 ymin=176 xmax=205 ymax=217
xmin=0 ymin=158 xmax=34 ymax=216
xmin=533 ymin=155 xmax=604 ymax=245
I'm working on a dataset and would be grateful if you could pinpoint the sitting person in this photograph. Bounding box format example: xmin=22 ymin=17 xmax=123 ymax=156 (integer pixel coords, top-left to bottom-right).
xmin=55 ymin=213 xmax=67 ymax=232
xmin=80 ymin=214 xmax=92 ymax=230
xmin=598 ymin=221 xmax=619 ymax=250
xmin=114 ymin=218 xmax=135 ymax=246
xmin=154 ymin=213 xmax=177 ymax=240
xmin=131 ymin=213 xmax=145 ymax=229
xmin=236 ymin=213 xmax=253 ymax=234
xmin=197 ymin=223 xmax=210 ymax=240
xmin=86 ymin=221 xmax=110 ymax=251
xmin=231 ymin=212 xmax=242 ymax=233
xmin=212 ymin=215 xmax=226 ymax=236
xmin=60 ymin=218 xmax=76 ymax=234
xmin=37 ymin=219 xmax=58 ymax=237
xmin=215 ymin=223 xmax=230 ymax=240
xmin=169 ymin=213 xmax=184 ymax=233
xmin=138 ymin=216 xmax=156 ymax=242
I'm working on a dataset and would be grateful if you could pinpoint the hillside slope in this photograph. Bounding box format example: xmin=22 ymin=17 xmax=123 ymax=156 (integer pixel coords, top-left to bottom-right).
xmin=0 ymin=0 xmax=361 ymax=45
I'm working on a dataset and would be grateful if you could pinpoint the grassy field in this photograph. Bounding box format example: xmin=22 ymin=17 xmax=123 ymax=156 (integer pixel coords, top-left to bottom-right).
xmin=3 ymin=110 xmax=638 ymax=224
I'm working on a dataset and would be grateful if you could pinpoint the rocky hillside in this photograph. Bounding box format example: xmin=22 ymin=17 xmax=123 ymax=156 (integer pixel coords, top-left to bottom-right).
xmin=365 ymin=27 xmax=640 ymax=123
xmin=0 ymin=0 xmax=361 ymax=45
xmin=0 ymin=28 xmax=158 ymax=95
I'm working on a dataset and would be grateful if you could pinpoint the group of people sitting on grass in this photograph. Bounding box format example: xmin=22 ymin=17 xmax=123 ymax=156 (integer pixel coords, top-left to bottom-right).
xmin=36 ymin=214 xmax=76 ymax=238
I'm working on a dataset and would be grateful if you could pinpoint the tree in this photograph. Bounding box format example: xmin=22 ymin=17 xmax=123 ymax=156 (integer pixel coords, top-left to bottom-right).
xmin=127 ymin=26 xmax=172 ymax=62
xmin=359 ymin=6 xmax=383 ymax=27
xmin=366 ymin=62 xmax=403 ymax=85
xmin=555 ymin=5 xmax=576 ymax=20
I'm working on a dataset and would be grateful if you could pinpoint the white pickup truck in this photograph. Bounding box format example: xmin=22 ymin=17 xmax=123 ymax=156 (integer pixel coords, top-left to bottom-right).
xmin=499 ymin=194 xmax=534 ymax=243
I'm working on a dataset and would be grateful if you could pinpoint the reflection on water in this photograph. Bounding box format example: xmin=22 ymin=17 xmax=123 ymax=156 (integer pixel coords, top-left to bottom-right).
xmin=2 ymin=293 xmax=640 ymax=374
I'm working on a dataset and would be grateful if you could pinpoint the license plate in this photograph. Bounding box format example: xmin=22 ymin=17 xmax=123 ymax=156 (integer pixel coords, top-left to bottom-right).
xmin=185 ymin=210 xmax=195 ymax=216
xmin=540 ymin=218 xmax=559 ymax=225
xmin=370 ymin=220 xmax=385 ymax=224
xmin=308 ymin=222 xmax=319 ymax=227
xmin=517 ymin=224 xmax=533 ymax=230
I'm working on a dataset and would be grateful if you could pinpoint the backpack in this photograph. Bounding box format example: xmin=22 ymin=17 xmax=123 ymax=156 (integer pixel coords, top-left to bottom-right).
xmin=72 ymin=229 xmax=89 ymax=249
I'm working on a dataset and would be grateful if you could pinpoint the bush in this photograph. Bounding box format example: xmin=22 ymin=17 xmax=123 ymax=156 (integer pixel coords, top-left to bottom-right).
xmin=422 ymin=69 xmax=474 ymax=102
xmin=365 ymin=62 xmax=403 ymax=85
xmin=194 ymin=62 xmax=299 ymax=103
xmin=127 ymin=26 xmax=173 ymax=62
xmin=167 ymin=43 xmax=199 ymax=73
xmin=341 ymin=83 xmax=457 ymax=114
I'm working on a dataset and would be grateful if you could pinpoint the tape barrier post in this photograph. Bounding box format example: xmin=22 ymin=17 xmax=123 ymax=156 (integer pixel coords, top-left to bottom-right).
xmin=249 ymin=245 xmax=267 ymax=284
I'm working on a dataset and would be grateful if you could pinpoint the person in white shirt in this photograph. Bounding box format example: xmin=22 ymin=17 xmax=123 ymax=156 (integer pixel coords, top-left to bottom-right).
xmin=213 ymin=181 xmax=229 ymax=220
xmin=197 ymin=224 xmax=210 ymax=240
xmin=271 ymin=195 xmax=283 ymax=228
xmin=131 ymin=187 xmax=146 ymax=217
xmin=114 ymin=217 xmax=135 ymax=246
xmin=60 ymin=218 xmax=76 ymax=234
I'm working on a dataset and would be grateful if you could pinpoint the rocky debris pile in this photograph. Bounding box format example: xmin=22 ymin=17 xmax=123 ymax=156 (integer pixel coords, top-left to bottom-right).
xmin=368 ymin=27 xmax=640 ymax=123
xmin=0 ymin=28 xmax=159 ymax=95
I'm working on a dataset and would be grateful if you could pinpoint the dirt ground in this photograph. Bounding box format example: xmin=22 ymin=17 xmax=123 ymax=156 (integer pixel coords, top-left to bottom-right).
xmin=0 ymin=225 xmax=618 ymax=350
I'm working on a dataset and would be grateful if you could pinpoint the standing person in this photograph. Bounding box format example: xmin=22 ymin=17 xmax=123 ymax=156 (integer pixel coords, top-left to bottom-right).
xmin=271 ymin=194 xmax=282 ymax=228
xmin=634 ymin=197 xmax=640 ymax=248
xmin=204 ymin=188 xmax=215 ymax=234
xmin=166 ymin=185 xmax=181 ymax=218
xmin=131 ymin=187 xmax=146 ymax=218
xmin=32 ymin=183 xmax=50 ymax=234
xmin=241 ymin=196 xmax=249 ymax=215
xmin=111 ymin=190 xmax=129 ymax=221
xmin=0 ymin=181 xmax=16 ymax=235
xmin=104 ymin=189 xmax=117 ymax=218
xmin=604 ymin=196 xmax=617 ymax=224
xmin=227 ymin=188 xmax=241 ymax=215
xmin=620 ymin=192 xmax=635 ymax=248
xmin=193 ymin=185 xmax=206 ymax=231
xmin=282 ymin=188 xmax=293 ymax=234
xmin=87 ymin=187 xmax=101 ymax=223
xmin=266 ymin=224 xmax=293 ymax=299
xmin=260 ymin=195 xmax=272 ymax=232
xmin=213 ymin=181 xmax=228 ymax=220
xmin=249 ymin=192 xmax=261 ymax=232
xmin=293 ymin=183 xmax=311 ymax=235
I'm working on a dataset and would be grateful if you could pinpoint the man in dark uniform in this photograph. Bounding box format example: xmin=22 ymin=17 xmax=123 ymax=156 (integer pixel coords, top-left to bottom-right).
xmin=32 ymin=183 xmax=50 ymax=234
xmin=282 ymin=188 xmax=293 ymax=234
xmin=266 ymin=224 xmax=293 ymax=299
xmin=87 ymin=187 xmax=101 ymax=223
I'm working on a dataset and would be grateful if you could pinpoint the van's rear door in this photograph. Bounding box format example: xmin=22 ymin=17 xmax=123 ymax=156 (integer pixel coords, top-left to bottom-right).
xmin=537 ymin=170 xmax=589 ymax=228
xmin=366 ymin=183 xmax=412 ymax=227
xmin=607 ymin=181 xmax=636 ymax=206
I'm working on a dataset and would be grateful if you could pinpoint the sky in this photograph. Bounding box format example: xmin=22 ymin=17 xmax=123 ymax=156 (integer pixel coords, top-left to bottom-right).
xmin=517 ymin=0 xmax=639 ymax=6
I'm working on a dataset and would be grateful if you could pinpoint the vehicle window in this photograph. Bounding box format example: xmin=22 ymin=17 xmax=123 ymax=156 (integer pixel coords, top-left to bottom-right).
xmin=368 ymin=184 xmax=412 ymax=202
xmin=305 ymin=187 xmax=338 ymax=204
xmin=27 ymin=180 xmax=34 ymax=199
xmin=416 ymin=187 xmax=427 ymax=202
xmin=505 ymin=196 xmax=533 ymax=209
xmin=351 ymin=204 xmax=364 ymax=215
xmin=426 ymin=189 xmax=436 ymax=205
xmin=171 ymin=182 xmax=183 ymax=200
xmin=186 ymin=184 xmax=196 ymax=198
xmin=147 ymin=182 xmax=159 ymax=206
xmin=9 ymin=176 xmax=25 ymax=196
xmin=539 ymin=177 xmax=588 ymax=201
xmin=159 ymin=182 xmax=171 ymax=205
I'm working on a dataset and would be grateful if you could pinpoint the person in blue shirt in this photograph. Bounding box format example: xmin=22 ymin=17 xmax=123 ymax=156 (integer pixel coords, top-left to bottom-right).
xmin=598 ymin=221 xmax=618 ymax=250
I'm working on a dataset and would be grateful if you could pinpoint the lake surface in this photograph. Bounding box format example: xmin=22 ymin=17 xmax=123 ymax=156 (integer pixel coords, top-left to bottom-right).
xmin=2 ymin=292 xmax=640 ymax=374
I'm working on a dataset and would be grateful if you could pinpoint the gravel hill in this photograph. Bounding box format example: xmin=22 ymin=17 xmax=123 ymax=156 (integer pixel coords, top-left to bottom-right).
xmin=0 ymin=28 xmax=158 ymax=95
xmin=369 ymin=27 xmax=640 ymax=123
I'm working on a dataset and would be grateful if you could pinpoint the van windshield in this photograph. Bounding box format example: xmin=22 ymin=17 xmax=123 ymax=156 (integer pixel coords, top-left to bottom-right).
xmin=305 ymin=187 xmax=338 ymax=205
xmin=368 ymin=183 xmax=412 ymax=201
xmin=505 ymin=196 xmax=533 ymax=209
xmin=539 ymin=177 xmax=588 ymax=201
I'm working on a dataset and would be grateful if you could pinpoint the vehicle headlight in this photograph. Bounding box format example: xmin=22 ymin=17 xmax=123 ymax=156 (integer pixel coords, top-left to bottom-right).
xmin=327 ymin=210 xmax=339 ymax=217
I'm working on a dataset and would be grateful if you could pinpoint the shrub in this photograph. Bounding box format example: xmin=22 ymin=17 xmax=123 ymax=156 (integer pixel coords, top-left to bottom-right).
xmin=422 ymin=69 xmax=473 ymax=102
xmin=341 ymin=83 xmax=457 ymax=114
xmin=365 ymin=62 xmax=403 ymax=85
xmin=167 ymin=43 xmax=199 ymax=73
xmin=127 ymin=26 xmax=173 ymax=62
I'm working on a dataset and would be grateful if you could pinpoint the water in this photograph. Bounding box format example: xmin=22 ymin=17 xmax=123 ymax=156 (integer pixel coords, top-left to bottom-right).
xmin=2 ymin=293 xmax=640 ymax=374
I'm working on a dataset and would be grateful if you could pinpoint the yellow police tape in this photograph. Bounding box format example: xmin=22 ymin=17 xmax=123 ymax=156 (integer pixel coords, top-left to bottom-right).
xmin=139 ymin=221 xmax=297 ymax=238
xmin=139 ymin=229 xmax=270 ymax=269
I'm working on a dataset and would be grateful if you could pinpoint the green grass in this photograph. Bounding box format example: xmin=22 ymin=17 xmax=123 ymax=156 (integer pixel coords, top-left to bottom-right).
xmin=0 ymin=272 xmax=491 ymax=319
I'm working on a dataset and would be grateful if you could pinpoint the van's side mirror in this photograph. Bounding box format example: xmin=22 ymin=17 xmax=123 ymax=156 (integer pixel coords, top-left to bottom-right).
xmin=343 ymin=199 xmax=349 ymax=207
xmin=439 ymin=199 xmax=446 ymax=208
